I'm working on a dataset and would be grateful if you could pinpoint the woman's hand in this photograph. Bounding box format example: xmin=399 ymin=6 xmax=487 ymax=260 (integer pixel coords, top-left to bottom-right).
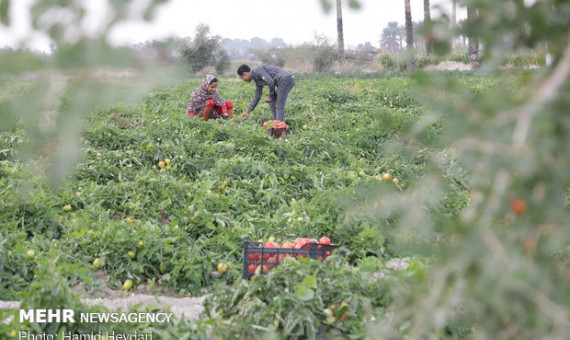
xmin=265 ymin=97 xmax=272 ymax=103
xmin=240 ymin=110 xmax=250 ymax=118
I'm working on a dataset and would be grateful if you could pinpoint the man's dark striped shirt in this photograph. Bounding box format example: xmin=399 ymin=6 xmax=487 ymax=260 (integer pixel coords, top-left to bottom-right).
xmin=248 ymin=65 xmax=293 ymax=112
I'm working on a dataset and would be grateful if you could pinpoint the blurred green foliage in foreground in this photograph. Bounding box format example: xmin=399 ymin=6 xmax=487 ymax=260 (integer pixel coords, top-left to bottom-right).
xmin=0 ymin=0 xmax=569 ymax=339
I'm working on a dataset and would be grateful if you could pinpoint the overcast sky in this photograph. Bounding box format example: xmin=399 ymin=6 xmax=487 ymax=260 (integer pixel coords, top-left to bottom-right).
xmin=0 ymin=0 xmax=466 ymax=52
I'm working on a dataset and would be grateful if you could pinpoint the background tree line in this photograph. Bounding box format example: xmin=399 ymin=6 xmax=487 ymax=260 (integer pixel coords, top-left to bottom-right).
xmin=139 ymin=0 xmax=546 ymax=74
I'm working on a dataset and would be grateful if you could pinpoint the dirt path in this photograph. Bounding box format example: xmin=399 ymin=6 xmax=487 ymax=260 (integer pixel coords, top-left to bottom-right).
xmin=424 ymin=61 xmax=472 ymax=71
xmin=0 ymin=294 xmax=206 ymax=322
xmin=1 ymin=272 xmax=209 ymax=323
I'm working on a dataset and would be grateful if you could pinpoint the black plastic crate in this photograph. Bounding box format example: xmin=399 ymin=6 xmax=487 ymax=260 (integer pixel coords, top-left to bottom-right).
xmin=266 ymin=127 xmax=291 ymax=139
xmin=243 ymin=241 xmax=342 ymax=279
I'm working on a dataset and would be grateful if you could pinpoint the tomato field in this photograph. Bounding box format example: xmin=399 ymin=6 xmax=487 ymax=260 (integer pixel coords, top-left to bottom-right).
xmin=0 ymin=72 xmax=471 ymax=338
xmin=1 ymin=69 xmax=568 ymax=339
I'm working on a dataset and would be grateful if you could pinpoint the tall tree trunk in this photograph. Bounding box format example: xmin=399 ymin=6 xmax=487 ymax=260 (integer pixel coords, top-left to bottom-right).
xmin=424 ymin=0 xmax=431 ymax=55
xmin=336 ymin=0 xmax=344 ymax=59
xmin=452 ymin=0 xmax=456 ymax=27
xmin=452 ymin=0 xmax=457 ymax=50
xmin=467 ymin=6 xmax=480 ymax=69
xmin=404 ymin=0 xmax=415 ymax=70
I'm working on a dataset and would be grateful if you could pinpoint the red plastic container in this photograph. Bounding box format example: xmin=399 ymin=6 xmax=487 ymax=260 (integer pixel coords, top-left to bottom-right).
xmin=267 ymin=127 xmax=291 ymax=139
xmin=243 ymin=241 xmax=342 ymax=279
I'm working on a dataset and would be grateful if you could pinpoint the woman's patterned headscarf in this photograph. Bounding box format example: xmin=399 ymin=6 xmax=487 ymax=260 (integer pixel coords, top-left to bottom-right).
xmin=199 ymin=75 xmax=217 ymax=93
xmin=187 ymin=75 xmax=225 ymax=115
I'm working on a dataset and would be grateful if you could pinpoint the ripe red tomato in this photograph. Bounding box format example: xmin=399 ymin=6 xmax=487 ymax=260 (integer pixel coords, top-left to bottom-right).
xmin=264 ymin=242 xmax=279 ymax=261
xmin=293 ymin=238 xmax=302 ymax=248
xmin=261 ymin=261 xmax=275 ymax=273
xmin=295 ymin=238 xmax=309 ymax=249
xmin=318 ymin=236 xmax=331 ymax=250
xmin=249 ymin=253 xmax=262 ymax=262
xmin=279 ymin=242 xmax=294 ymax=262
xmin=510 ymin=198 xmax=528 ymax=215
xmin=303 ymin=239 xmax=318 ymax=250
xmin=264 ymin=242 xmax=279 ymax=248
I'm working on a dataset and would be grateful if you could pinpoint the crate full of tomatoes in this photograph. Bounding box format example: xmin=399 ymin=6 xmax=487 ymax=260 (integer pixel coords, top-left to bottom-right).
xmin=243 ymin=237 xmax=341 ymax=279
xmin=263 ymin=120 xmax=291 ymax=139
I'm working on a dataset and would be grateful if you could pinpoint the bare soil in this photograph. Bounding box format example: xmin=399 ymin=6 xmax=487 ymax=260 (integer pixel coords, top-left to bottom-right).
xmin=423 ymin=61 xmax=473 ymax=71
xmin=1 ymin=274 xmax=206 ymax=323
xmin=0 ymin=294 xmax=205 ymax=323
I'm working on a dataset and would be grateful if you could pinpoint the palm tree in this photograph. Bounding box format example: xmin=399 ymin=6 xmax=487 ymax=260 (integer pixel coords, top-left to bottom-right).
xmin=424 ymin=0 xmax=431 ymax=55
xmin=380 ymin=21 xmax=402 ymax=52
xmin=467 ymin=6 xmax=480 ymax=69
xmin=336 ymin=0 xmax=344 ymax=58
xmin=404 ymin=0 xmax=415 ymax=70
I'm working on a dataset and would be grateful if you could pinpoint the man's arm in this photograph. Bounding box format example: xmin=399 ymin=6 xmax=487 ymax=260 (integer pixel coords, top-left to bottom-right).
xmin=247 ymin=83 xmax=264 ymax=112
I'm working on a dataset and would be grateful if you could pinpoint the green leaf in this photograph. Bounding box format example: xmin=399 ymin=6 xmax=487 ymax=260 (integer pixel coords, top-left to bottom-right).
xmin=300 ymin=275 xmax=317 ymax=288
xmin=296 ymin=285 xmax=315 ymax=301
xmin=408 ymin=260 xmax=429 ymax=281
xmin=336 ymin=305 xmax=348 ymax=317
xmin=0 ymin=0 xmax=10 ymax=25
xmin=348 ymin=0 xmax=361 ymax=10
xmin=319 ymin=0 xmax=332 ymax=13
